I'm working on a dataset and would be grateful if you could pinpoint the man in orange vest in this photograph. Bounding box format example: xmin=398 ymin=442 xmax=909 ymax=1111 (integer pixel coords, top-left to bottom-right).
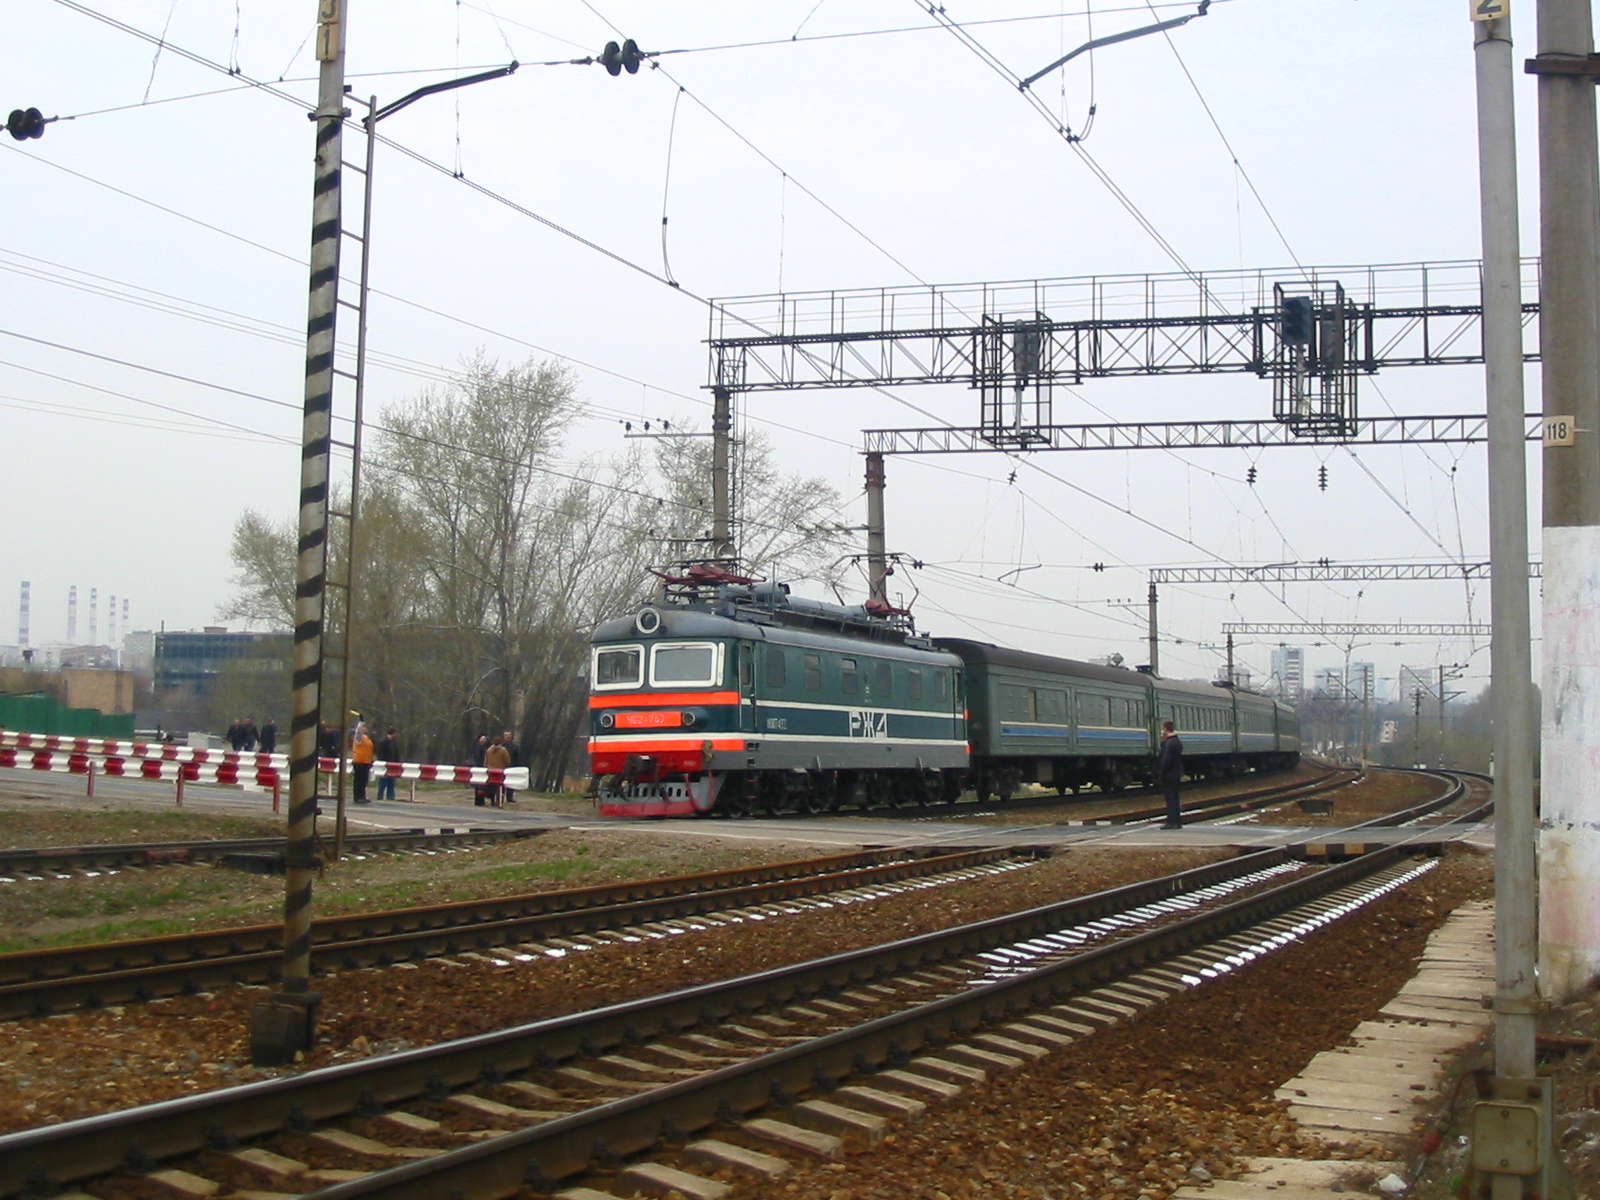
xmin=351 ymin=722 xmax=376 ymax=805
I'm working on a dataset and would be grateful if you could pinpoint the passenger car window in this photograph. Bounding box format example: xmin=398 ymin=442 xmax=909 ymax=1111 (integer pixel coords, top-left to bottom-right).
xmin=594 ymin=646 xmax=642 ymax=689
xmin=1078 ymin=694 xmax=1111 ymax=725
xmin=766 ymin=645 xmax=787 ymax=689
xmin=803 ymin=652 xmax=822 ymax=692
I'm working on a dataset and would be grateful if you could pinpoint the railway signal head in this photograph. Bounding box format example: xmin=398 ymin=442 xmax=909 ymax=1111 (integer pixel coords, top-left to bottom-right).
xmin=6 ymin=108 xmax=45 ymax=141
xmin=1280 ymin=296 xmax=1314 ymax=346
xmin=599 ymin=39 xmax=644 ymax=75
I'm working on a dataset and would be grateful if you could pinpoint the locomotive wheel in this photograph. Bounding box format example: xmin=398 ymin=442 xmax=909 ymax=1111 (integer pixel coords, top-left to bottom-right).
xmin=717 ymin=773 xmax=756 ymax=818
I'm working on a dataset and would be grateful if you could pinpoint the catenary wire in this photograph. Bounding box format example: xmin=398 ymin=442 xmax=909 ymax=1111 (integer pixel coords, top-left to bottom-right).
xmin=1139 ymin=0 xmax=1306 ymax=275
xmin=41 ymin=0 xmax=1392 ymax=630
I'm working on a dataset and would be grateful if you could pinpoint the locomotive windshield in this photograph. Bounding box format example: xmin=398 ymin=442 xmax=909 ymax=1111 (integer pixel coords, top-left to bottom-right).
xmin=593 ymin=646 xmax=643 ymax=689
xmin=650 ymin=642 xmax=719 ymax=687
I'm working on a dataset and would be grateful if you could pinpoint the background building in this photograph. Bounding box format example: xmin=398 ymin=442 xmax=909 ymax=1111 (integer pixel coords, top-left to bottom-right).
xmin=1270 ymin=646 xmax=1304 ymax=702
xmin=154 ymin=628 xmax=292 ymax=697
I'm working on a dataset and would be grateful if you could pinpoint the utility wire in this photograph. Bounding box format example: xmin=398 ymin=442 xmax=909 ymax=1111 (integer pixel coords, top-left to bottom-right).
xmin=43 ymin=0 xmax=1320 ymax=598
xmin=0 ymin=328 xmax=847 ymax=540
xmin=466 ymin=2 xmax=1228 ymax=60
xmin=1139 ymin=0 xmax=1305 ymax=274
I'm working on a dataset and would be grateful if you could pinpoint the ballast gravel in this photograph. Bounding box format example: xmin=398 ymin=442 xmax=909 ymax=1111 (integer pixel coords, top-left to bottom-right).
xmin=723 ymin=849 xmax=1493 ymax=1200
xmin=0 ymin=844 xmax=1232 ymax=1133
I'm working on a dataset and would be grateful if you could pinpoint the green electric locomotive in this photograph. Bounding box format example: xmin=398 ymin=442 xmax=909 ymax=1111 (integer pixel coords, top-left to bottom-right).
xmin=589 ymin=584 xmax=1299 ymax=816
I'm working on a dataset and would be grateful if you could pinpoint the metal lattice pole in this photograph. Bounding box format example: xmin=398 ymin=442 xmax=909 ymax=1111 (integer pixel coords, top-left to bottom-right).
xmin=249 ymin=0 xmax=347 ymax=1067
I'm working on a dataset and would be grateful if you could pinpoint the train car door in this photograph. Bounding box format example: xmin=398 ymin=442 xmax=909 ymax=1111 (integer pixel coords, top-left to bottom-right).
xmin=738 ymin=642 xmax=756 ymax=733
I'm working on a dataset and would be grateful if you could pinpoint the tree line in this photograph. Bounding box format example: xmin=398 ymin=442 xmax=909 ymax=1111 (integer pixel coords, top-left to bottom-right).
xmin=220 ymin=355 xmax=850 ymax=790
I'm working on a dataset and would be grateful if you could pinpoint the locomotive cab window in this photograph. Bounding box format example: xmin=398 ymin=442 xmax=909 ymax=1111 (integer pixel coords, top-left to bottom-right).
xmin=907 ymin=669 xmax=923 ymax=701
xmin=593 ymin=645 xmax=643 ymax=690
xmin=874 ymin=661 xmax=892 ymax=699
xmin=649 ymin=642 xmax=719 ymax=687
xmin=803 ymin=653 xmax=822 ymax=692
xmin=841 ymin=658 xmax=859 ymax=695
xmin=935 ymin=671 xmax=949 ymax=701
xmin=766 ymin=645 xmax=788 ymax=689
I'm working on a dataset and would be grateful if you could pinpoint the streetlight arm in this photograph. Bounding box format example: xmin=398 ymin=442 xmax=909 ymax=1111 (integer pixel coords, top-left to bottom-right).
xmin=370 ymin=61 xmax=519 ymax=125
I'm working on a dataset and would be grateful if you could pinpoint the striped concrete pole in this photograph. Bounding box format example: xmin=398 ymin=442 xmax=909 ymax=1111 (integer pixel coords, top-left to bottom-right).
xmin=249 ymin=0 xmax=347 ymax=1067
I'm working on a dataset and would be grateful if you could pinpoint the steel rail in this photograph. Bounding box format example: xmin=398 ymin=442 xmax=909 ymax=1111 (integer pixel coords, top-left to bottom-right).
xmin=267 ymin=848 xmax=1426 ymax=1200
xmin=726 ymin=757 xmax=1313 ymax=820
xmin=0 ymin=845 xmax=1308 ymax=1194
xmin=0 ymin=847 xmax=1026 ymax=1018
xmin=1359 ymin=768 xmax=1493 ymax=828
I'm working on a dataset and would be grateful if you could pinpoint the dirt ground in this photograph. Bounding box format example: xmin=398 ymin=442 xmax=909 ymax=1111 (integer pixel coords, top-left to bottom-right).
xmin=0 ymin=844 xmax=1233 ymax=1133
xmin=0 ymin=803 xmax=286 ymax=849
xmin=1225 ymin=769 xmax=1443 ymax=827
xmin=0 ymin=816 xmax=846 ymax=951
xmin=1403 ymin=984 xmax=1600 ymax=1198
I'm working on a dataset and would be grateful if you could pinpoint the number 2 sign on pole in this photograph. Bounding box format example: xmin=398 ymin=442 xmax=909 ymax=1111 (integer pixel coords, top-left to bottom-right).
xmin=1473 ymin=0 xmax=1507 ymax=18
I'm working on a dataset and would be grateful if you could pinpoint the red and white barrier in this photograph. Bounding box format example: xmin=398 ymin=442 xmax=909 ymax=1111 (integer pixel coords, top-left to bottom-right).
xmin=0 ymin=749 xmax=284 ymax=787
xmin=0 ymin=730 xmax=530 ymax=798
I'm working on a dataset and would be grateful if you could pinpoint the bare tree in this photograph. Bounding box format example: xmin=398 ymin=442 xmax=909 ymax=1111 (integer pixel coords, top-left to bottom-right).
xmin=653 ymin=428 xmax=853 ymax=589
xmin=221 ymin=355 xmax=849 ymax=790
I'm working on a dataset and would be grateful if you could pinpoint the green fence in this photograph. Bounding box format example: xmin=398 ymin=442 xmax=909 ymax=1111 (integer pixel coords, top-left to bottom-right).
xmin=0 ymin=694 xmax=136 ymax=738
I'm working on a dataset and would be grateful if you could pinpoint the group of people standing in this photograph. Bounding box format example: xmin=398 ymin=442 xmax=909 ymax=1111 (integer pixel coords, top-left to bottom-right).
xmin=471 ymin=730 xmax=521 ymax=807
xmin=301 ymin=721 xmax=522 ymax=808
xmin=224 ymin=717 xmax=276 ymax=754
xmin=313 ymin=719 xmax=401 ymax=805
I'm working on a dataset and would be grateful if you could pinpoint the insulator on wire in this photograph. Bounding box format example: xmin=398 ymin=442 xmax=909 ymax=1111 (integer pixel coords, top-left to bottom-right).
xmin=6 ymin=108 xmax=45 ymax=141
xmin=1317 ymin=464 xmax=1329 ymax=491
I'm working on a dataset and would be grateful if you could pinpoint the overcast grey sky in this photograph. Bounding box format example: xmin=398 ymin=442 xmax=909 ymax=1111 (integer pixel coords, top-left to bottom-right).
xmin=2 ymin=0 xmax=1547 ymax=694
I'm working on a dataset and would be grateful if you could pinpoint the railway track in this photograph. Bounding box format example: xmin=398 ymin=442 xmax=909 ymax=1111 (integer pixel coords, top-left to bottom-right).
xmin=714 ymin=760 xmax=1315 ymax=820
xmin=0 ymin=846 xmax=1040 ymax=1020
xmin=1067 ymin=765 xmax=1357 ymax=826
xmin=1220 ymin=767 xmax=1495 ymax=849
xmin=0 ymin=840 xmax=1447 ymax=1200
xmin=0 ymin=826 xmax=538 ymax=880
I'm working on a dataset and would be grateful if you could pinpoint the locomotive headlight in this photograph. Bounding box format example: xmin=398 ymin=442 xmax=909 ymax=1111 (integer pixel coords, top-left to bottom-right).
xmin=599 ymin=712 xmax=615 ymax=728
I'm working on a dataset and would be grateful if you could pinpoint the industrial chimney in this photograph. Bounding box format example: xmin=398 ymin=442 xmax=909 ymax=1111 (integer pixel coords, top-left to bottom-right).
xmin=17 ymin=581 xmax=29 ymax=650
xmin=88 ymin=588 xmax=97 ymax=645
xmin=67 ymin=585 xmax=77 ymax=644
xmin=108 ymin=594 xmax=117 ymax=647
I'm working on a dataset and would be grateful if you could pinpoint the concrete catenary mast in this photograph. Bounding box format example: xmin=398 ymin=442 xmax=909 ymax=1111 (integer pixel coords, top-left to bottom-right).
xmin=1532 ymin=0 xmax=1600 ymax=1006
xmin=249 ymin=0 xmax=347 ymax=1067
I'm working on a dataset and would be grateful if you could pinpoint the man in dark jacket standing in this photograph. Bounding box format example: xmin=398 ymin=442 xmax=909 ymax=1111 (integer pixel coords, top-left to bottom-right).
xmin=259 ymin=718 xmax=277 ymax=755
xmin=1158 ymin=720 xmax=1184 ymax=829
xmin=375 ymin=727 xmax=400 ymax=802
